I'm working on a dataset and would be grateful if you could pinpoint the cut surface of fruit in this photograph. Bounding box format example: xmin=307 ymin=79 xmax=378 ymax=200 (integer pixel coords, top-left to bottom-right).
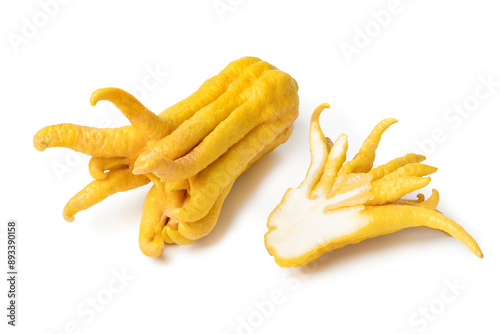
xmin=265 ymin=103 xmax=482 ymax=267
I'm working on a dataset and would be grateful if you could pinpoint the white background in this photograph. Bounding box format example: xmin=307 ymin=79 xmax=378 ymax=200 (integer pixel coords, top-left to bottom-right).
xmin=1 ymin=0 xmax=499 ymax=333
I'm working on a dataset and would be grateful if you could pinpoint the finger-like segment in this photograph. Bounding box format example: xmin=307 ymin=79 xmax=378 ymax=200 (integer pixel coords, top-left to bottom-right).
xmin=369 ymin=153 xmax=426 ymax=181
xmin=139 ymin=186 xmax=167 ymax=257
xmin=158 ymin=57 xmax=262 ymax=128
xmin=91 ymin=88 xmax=172 ymax=140
xmin=416 ymin=189 xmax=439 ymax=210
xmin=33 ymin=124 xmax=146 ymax=158
xmin=383 ymin=163 xmax=437 ymax=179
xmin=88 ymin=157 xmax=129 ymax=180
xmin=133 ymin=61 xmax=276 ymax=176
xmin=139 ymin=77 xmax=298 ymax=181
xmin=390 ymin=190 xmax=440 ymax=211
xmin=339 ymin=118 xmax=398 ymax=175
xmin=361 ymin=205 xmax=483 ymax=257
xmin=312 ymin=134 xmax=348 ymax=197
xmin=299 ymin=103 xmax=331 ymax=192
xmin=177 ymin=182 xmax=234 ymax=240
xmin=390 ymin=193 xmax=425 ymax=206
xmin=161 ymin=226 xmax=175 ymax=244
xmin=365 ymin=176 xmax=431 ymax=206
xmin=173 ymin=112 xmax=297 ymax=223
xmin=165 ymin=226 xmax=196 ymax=245
xmin=62 ymin=169 xmax=150 ymax=222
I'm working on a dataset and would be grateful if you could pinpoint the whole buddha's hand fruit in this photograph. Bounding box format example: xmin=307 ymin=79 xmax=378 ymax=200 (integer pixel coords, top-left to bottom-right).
xmin=33 ymin=57 xmax=299 ymax=257
xmin=265 ymin=103 xmax=482 ymax=267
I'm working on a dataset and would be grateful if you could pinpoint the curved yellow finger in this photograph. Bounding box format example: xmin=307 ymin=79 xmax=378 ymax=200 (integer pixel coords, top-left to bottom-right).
xmin=366 ymin=176 xmax=431 ymax=206
xmin=139 ymin=186 xmax=167 ymax=257
xmin=362 ymin=205 xmax=483 ymax=258
xmin=63 ymin=168 xmax=150 ymax=222
xmin=417 ymin=189 xmax=440 ymax=210
xmin=390 ymin=190 xmax=440 ymax=211
xmin=383 ymin=163 xmax=437 ymax=179
xmin=340 ymin=118 xmax=398 ymax=175
xmin=161 ymin=227 xmax=175 ymax=244
xmin=177 ymin=182 xmax=234 ymax=241
xmin=369 ymin=153 xmax=426 ymax=181
xmin=390 ymin=193 xmax=425 ymax=206
xmin=88 ymin=157 xmax=129 ymax=180
xmin=164 ymin=225 xmax=196 ymax=245
xmin=91 ymin=87 xmax=173 ymax=140
xmin=33 ymin=124 xmax=146 ymax=158
xmin=312 ymin=133 xmax=348 ymax=197
xmin=299 ymin=103 xmax=330 ymax=192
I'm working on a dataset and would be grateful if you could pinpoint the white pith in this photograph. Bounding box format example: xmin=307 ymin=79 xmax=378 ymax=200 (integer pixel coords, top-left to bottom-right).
xmin=266 ymin=186 xmax=370 ymax=259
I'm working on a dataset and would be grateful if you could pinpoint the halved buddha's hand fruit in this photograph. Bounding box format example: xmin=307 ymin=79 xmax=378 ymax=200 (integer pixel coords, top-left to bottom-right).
xmin=265 ymin=103 xmax=482 ymax=267
xmin=33 ymin=56 xmax=299 ymax=257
